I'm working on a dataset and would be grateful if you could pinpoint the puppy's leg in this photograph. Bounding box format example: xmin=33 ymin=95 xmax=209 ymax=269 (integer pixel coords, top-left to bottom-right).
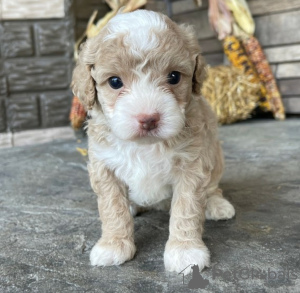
xmin=205 ymin=186 xmax=235 ymax=221
xmin=164 ymin=173 xmax=210 ymax=274
xmin=205 ymin=145 xmax=235 ymax=221
xmin=89 ymin=162 xmax=136 ymax=266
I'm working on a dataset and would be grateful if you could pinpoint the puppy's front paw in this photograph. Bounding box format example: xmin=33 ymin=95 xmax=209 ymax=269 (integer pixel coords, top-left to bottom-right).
xmin=164 ymin=240 xmax=210 ymax=274
xmin=205 ymin=196 xmax=235 ymax=221
xmin=90 ymin=238 xmax=136 ymax=266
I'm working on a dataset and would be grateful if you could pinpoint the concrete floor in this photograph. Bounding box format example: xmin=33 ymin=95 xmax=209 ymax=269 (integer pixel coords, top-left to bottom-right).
xmin=0 ymin=120 xmax=299 ymax=293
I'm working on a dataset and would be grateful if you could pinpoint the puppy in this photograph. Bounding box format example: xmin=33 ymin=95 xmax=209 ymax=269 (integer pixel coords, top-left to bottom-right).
xmin=72 ymin=10 xmax=235 ymax=274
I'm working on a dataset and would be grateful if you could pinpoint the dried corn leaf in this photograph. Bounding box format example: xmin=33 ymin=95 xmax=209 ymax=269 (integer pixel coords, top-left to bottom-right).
xmin=225 ymin=0 xmax=255 ymax=35
xmin=208 ymin=0 xmax=233 ymax=40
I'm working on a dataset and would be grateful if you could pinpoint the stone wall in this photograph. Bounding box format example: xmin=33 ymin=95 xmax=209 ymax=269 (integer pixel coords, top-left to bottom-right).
xmin=0 ymin=0 xmax=74 ymax=133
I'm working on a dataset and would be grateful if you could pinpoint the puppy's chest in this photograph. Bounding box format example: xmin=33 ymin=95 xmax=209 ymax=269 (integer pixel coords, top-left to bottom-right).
xmin=94 ymin=142 xmax=175 ymax=204
xmin=111 ymin=144 xmax=172 ymax=183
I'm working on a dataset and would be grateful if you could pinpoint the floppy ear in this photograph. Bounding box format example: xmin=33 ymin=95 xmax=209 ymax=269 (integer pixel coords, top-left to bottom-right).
xmin=192 ymin=54 xmax=207 ymax=95
xmin=177 ymin=24 xmax=207 ymax=95
xmin=71 ymin=41 xmax=96 ymax=111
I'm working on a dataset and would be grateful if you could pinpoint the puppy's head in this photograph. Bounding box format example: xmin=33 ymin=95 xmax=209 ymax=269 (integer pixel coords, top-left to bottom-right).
xmin=72 ymin=10 xmax=206 ymax=143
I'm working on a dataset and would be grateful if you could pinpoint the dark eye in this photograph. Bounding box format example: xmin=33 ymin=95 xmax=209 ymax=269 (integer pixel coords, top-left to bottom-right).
xmin=167 ymin=71 xmax=181 ymax=85
xmin=108 ymin=76 xmax=123 ymax=89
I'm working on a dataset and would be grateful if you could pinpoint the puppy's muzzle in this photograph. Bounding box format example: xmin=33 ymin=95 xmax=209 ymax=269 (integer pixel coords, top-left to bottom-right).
xmin=137 ymin=113 xmax=160 ymax=131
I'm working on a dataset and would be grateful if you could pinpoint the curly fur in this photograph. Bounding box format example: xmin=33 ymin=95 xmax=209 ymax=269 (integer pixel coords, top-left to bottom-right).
xmin=72 ymin=10 xmax=235 ymax=274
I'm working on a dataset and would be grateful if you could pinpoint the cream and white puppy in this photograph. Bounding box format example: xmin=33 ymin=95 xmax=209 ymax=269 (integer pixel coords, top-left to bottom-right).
xmin=72 ymin=10 xmax=235 ymax=274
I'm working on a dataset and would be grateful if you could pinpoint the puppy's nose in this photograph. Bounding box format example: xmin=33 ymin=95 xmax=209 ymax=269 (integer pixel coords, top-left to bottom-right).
xmin=138 ymin=113 xmax=160 ymax=131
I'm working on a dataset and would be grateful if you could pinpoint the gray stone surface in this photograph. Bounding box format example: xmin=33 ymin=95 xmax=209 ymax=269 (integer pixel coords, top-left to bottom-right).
xmin=1 ymin=0 xmax=65 ymax=20
xmin=40 ymin=91 xmax=73 ymax=127
xmin=279 ymin=79 xmax=300 ymax=96
xmin=198 ymin=39 xmax=223 ymax=55
xmin=283 ymin=97 xmax=300 ymax=114
xmin=75 ymin=0 xmax=110 ymax=20
xmin=255 ymin=11 xmax=300 ymax=47
xmin=1 ymin=23 xmax=33 ymax=58
xmin=0 ymin=77 xmax=6 ymax=96
xmin=5 ymin=58 xmax=71 ymax=93
xmin=35 ymin=21 xmax=73 ymax=56
xmin=0 ymin=120 xmax=299 ymax=292
xmin=0 ymin=99 xmax=6 ymax=132
xmin=0 ymin=61 xmax=7 ymax=96
xmin=203 ymin=53 xmax=224 ymax=67
xmin=173 ymin=10 xmax=215 ymax=41
xmin=6 ymin=94 xmax=39 ymax=131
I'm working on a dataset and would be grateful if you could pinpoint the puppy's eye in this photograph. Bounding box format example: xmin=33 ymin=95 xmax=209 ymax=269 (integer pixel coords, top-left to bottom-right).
xmin=167 ymin=71 xmax=181 ymax=85
xmin=108 ymin=76 xmax=123 ymax=89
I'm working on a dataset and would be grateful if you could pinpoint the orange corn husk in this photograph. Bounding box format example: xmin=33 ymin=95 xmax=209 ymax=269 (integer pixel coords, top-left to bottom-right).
xmin=242 ymin=36 xmax=285 ymax=120
xmin=69 ymin=96 xmax=87 ymax=130
xmin=223 ymin=35 xmax=268 ymax=104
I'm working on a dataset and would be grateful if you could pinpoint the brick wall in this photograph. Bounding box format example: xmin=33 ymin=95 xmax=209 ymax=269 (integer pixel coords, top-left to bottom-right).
xmin=0 ymin=0 xmax=74 ymax=133
xmin=0 ymin=0 xmax=114 ymax=134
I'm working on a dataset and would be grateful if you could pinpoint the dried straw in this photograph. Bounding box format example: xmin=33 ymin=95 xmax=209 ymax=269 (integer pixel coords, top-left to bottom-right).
xmin=202 ymin=65 xmax=260 ymax=124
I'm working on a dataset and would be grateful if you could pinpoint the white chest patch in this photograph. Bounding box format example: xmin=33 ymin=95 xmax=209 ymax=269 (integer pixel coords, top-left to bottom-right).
xmin=91 ymin=139 xmax=174 ymax=206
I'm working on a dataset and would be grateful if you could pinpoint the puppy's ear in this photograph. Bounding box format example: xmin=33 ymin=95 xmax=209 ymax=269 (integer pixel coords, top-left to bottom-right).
xmin=178 ymin=24 xmax=207 ymax=95
xmin=192 ymin=54 xmax=207 ymax=95
xmin=71 ymin=41 xmax=96 ymax=110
